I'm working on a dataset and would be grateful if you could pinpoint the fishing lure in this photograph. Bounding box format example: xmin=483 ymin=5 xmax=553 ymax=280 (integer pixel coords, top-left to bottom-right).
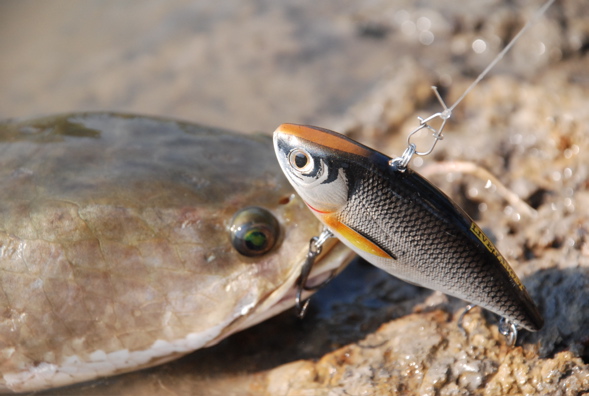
xmin=274 ymin=124 xmax=543 ymax=333
xmin=275 ymin=0 xmax=555 ymax=338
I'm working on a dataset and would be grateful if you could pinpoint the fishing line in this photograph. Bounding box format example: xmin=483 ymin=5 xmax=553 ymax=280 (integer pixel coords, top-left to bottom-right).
xmin=448 ymin=0 xmax=556 ymax=112
xmin=391 ymin=0 xmax=556 ymax=171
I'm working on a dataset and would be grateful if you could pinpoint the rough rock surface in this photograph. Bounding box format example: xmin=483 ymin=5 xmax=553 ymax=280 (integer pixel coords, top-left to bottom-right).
xmin=262 ymin=312 xmax=589 ymax=396
xmin=2 ymin=0 xmax=589 ymax=395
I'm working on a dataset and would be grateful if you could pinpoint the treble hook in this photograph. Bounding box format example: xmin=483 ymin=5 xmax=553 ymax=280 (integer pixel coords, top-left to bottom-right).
xmin=457 ymin=304 xmax=477 ymax=337
xmin=458 ymin=304 xmax=519 ymax=347
xmin=295 ymin=228 xmax=335 ymax=318
xmin=499 ymin=317 xmax=518 ymax=347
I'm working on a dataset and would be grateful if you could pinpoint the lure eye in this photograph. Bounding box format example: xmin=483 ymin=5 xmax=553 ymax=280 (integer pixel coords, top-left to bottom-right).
xmin=229 ymin=207 xmax=280 ymax=257
xmin=288 ymin=148 xmax=314 ymax=174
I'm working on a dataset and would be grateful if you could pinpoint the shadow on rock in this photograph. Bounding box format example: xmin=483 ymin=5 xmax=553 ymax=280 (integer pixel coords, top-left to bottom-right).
xmin=520 ymin=267 xmax=589 ymax=361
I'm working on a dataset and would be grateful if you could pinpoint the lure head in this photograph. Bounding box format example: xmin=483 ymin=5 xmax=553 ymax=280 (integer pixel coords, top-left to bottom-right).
xmin=273 ymin=124 xmax=371 ymax=216
xmin=273 ymin=123 xmax=395 ymax=260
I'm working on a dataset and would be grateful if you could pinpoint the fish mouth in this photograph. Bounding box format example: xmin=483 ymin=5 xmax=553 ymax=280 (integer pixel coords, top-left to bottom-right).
xmin=274 ymin=238 xmax=352 ymax=307
xmin=215 ymin=239 xmax=354 ymax=342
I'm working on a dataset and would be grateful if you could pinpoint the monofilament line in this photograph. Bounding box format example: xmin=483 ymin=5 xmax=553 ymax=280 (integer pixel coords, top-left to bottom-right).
xmin=448 ymin=0 xmax=556 ymax=112
xmin=391 ymin=0 xmax=555 ymax=170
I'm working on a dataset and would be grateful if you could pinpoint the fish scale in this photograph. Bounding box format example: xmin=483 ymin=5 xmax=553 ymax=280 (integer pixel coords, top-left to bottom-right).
xmin=340 ymin=161 xmax=541 ymax=330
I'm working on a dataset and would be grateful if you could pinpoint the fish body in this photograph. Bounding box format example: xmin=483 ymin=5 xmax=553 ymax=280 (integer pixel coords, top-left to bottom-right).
xmin=0 ymin=114 xmax=351 ymax=393
xmin=273 ymin=123 xmax=543 ymax=332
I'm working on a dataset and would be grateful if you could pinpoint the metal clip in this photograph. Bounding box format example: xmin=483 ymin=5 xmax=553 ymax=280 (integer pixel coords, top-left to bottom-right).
xmin=391 ymin=87 xmax=451 ymax=171
xmin=295 ymin=228 xmax=335 ymax=318
xmin=389 ymin=143 xmax=416 ymax=172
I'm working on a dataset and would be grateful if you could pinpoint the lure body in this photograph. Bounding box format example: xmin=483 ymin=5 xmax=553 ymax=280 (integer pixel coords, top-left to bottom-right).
xmin=273 ymin=124 xmax=543 ymax=331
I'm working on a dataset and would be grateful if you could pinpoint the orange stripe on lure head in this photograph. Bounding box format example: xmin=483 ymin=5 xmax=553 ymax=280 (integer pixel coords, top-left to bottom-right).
xmin=275 ymin=124 xmax=374 ymax=159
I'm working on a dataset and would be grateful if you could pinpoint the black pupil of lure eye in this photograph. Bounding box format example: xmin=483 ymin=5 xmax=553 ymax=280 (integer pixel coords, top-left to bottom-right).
xmin=229 ymin=207 xmax=280 ymax=257
xmin=294 ymin=152 xmax=308 ymax=169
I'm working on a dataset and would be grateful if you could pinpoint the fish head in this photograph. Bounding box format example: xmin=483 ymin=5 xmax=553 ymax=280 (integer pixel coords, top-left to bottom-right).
xmin=216 ymin=196 xmax=353 ymax=339
xmin=0 ymin=113 xmax=355 ymax=392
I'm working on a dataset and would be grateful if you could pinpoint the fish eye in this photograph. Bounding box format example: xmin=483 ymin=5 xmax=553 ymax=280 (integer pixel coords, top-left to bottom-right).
xmin=229 ymin=207 xmax=280 ymax=257
xmin=288 ymin=148 xmax=314 ymax=174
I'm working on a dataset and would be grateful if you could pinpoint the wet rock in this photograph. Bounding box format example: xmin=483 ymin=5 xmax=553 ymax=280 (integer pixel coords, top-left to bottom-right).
xmin=260 ymin=311 xmax=589 ymax=395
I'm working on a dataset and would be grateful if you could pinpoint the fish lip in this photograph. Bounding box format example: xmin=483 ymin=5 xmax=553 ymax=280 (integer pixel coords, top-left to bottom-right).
xmin=260 ymin=239 xmax=352 ymax=318
xmin=277 ymin=246 xmax=343 ymax=303
xmin=213 ymin=240 xmax=353 ymax=342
